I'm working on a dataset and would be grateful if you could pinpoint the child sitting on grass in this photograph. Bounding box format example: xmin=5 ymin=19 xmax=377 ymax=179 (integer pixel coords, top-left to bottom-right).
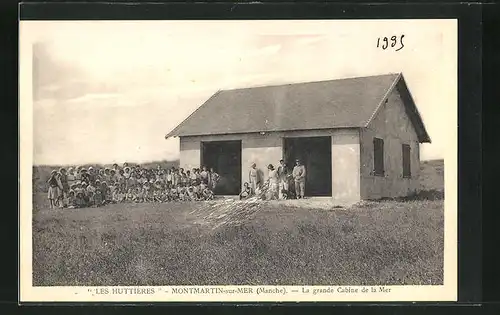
xmin=186 ymin=186 xmax=198 ymax=201
xmin=239 ymin=182 xmax=251 ymax=200
xmin=198 ymin=183 xmax=207 ymax=200
xmin=114 ymin=183 xmax=126 ymax=203
xmin=189 ymin=184 xmax=197 ymax=200
xmin=280 ymin=189 xmax=289 ymax=200
xmin=202 ymin=186 xmax=214 ymax=200
xmin=178 ymin=186 xmax=187 ymax=201
xmin=153 ymin=188 xmax=163 ymax=203
xmin=170 ymin=185 xmax=178 ymax=202
xmin=75 ymin=183 xmax=87 ymax=208
xmin=125 ymin=188 xmax=134 ymax=202
xmin=134 ymin=186 xmax=144 ymax=203
xmin=163 ymin=186 xmax=172 ymax=202
xmin=67 ymin=190 xmax=77 ymax=209
xmin=153 ymin=180 xmax=163 ymax=202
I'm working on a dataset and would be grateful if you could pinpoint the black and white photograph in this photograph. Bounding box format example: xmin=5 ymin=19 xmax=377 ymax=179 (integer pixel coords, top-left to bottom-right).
xmin=20 ymin=19 xmax=457 ymax=302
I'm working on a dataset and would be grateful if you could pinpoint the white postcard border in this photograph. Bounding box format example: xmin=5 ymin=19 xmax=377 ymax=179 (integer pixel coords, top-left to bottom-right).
xmin=19 ymin=19 xmax=458 ymax=303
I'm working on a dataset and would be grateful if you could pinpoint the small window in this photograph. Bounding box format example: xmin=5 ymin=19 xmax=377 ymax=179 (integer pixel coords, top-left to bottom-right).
xmin=373 ymin=138 xmax=384 ymax=176
xmin=402 ymin=144 xmax=411 ymax=178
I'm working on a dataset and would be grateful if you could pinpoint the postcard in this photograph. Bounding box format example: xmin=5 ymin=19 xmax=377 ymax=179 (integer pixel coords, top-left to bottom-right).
xmin=19 ymin=19 xmax=457 ymax=302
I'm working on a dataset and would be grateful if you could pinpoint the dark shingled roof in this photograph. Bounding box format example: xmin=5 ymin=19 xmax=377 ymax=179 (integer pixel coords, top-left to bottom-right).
xmin=166 ymin=73 xmax=431 ymax=143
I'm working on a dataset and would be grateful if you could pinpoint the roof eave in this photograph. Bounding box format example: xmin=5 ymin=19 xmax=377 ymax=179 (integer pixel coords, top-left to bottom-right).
xmin=164 ymin=126 xmax=362 ymax=139
xmin=397 ymin=74 xmax=432 ymax=144
xmin=164 ymin=90 xmax=222 ymax=140
xmin=364 ymin=72 xmax=432 ymax=144
xmin=421 ymin=135 xmax=432 ymax=144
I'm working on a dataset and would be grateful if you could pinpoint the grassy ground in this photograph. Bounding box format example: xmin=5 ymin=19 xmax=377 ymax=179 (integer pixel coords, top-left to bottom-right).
xmin=32 ymin=160 xmax=444 ymax=286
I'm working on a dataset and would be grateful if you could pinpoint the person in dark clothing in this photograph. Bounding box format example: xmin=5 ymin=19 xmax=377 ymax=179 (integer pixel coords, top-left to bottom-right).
xmin=277 ymin=159 xmax=290 ymax=200
xmin=47 ymin=170 xmax=61 ymax=209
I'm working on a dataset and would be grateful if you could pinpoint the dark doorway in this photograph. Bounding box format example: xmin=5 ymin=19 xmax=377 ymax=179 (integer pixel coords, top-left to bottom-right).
xmin=201 ymin=140 xmax=242 ymax=195
xmin=283 ymin=136 xmax=332 ymax=197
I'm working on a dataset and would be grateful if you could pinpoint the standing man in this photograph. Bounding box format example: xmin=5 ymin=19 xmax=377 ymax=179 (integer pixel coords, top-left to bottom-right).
xmin=292 ymin=158 xmax=306 ymax=199
xmin=277 ymin=159 xmax=290 ymax=199
xmin=200 ymin=166 xmax=209 ymax=186
xmin=248 ymin=163 xmax=259 ymax=195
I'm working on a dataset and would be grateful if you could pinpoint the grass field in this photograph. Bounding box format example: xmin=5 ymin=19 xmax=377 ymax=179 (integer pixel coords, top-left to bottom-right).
xmin=32 ymin=160 xmax=444 ymax=286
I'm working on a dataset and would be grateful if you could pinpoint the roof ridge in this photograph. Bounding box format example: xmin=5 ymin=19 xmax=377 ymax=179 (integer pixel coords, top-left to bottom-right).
xmin=364 ymin=73 xmax=402 ymax=127
xmin=219 ymin=73 xmax=400 ymax=92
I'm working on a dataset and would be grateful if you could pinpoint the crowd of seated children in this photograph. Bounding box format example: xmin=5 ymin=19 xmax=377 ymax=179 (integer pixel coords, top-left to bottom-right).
xmin=46 ymin=163 xmax=220 ymax=209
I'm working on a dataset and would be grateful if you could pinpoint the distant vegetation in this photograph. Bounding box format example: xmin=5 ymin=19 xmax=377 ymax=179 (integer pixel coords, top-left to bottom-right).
xmin=416 ymin=159 xmax=444 ymax=200
xmin=419 ymin=159 xmax=444 ymax=191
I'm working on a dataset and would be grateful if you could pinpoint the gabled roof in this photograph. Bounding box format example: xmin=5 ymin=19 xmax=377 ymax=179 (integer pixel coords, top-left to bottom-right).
xmin=166 ymin=73 xmax=431 ymax=143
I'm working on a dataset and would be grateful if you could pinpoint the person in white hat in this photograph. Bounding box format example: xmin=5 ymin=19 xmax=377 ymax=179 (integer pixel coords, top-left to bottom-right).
xmin=248 ymin=163 xmax=259 ymax=195
xmin=292 ymin=158 xmax=306 ymax=199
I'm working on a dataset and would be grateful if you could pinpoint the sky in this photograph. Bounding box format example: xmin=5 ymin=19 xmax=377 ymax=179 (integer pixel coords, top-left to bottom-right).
xmin=20 ymin=20 xmax=457 ymax=166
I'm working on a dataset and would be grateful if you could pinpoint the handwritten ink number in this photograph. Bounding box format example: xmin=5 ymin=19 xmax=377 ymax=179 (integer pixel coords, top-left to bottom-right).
xmin=391 ymin=36 xmax=397 ymax=47
xmin=395 ymin=35 xmax=404 ymax=51
xmin=377 ymin=35 xmax=404 ymax=51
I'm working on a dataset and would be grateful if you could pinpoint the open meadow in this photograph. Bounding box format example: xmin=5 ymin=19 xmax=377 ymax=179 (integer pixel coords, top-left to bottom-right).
xmin=31 ymin=160 xmax=444 ymax=286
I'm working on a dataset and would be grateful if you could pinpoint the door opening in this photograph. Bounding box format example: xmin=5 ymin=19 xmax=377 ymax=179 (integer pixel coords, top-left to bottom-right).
xmin=283 ymin=136 xmax=332 ymax=197
xmin=201 ymin=140 xmax=242 ymax=195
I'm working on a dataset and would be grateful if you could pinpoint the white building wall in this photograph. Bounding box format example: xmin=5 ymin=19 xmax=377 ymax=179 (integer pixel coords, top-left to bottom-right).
xmin=331 ymin=129 xmax=361 ymax=202
xmin=359 ymin=85 xmax=421 ymax=199
xmin=178 ymin=128 xmax=362 ymax=201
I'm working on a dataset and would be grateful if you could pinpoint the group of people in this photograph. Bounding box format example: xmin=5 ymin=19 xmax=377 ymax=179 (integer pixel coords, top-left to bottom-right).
xmin=240 ymin=158 xmax=306 ymax=200
xmin=46 ymin=163 xmax=221 ymax=209
xmin=45 ymin=158 xmax=308 ymax=208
